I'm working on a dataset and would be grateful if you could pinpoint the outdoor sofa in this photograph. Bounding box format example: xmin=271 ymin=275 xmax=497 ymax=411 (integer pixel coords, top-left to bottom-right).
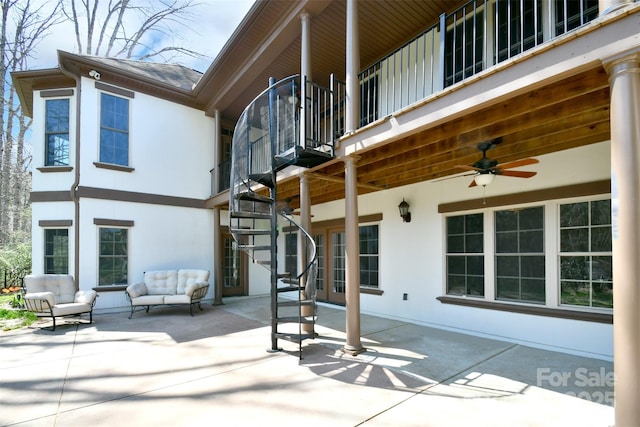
xmin=125 ymin=269 xmax=210 ymax=318
xmin=23 ymin=274 xmax=98 ymax=331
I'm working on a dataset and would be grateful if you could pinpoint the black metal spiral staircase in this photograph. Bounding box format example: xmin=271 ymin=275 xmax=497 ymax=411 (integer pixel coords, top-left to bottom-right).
xmin=229 ymin=75 xmax=336 ymax=357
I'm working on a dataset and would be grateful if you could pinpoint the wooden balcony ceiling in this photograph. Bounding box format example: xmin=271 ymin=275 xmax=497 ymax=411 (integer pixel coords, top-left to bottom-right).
xmin=275 ymin=65 xmax=611 ymax=208
xmin=205 ymin=0 xmax=463 ymax=120
xmin=208 ymin=0 xmax=612 ymax=208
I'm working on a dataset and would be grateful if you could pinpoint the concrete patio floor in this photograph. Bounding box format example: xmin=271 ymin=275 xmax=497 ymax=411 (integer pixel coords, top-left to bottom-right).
xmin=1 ymin=295 xmax=614 ymax=426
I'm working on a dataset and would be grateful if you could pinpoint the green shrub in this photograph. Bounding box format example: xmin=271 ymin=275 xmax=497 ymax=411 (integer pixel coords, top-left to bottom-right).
xmin=0 ymin=237 xmax=31 ymax=288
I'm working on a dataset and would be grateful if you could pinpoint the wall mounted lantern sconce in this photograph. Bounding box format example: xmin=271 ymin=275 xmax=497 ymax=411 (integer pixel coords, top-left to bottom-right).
xmin=398 ymin=199 xmax=411 ymax=223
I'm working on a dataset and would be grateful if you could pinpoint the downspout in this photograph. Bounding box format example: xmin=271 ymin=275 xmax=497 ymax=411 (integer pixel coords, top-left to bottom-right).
xmin=59 ymin=63 xmax=82 ymax=288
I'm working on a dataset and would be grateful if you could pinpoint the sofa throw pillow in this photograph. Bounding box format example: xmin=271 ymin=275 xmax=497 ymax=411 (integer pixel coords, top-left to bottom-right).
xmin=127 ymin=282 xmax=147 ymax=298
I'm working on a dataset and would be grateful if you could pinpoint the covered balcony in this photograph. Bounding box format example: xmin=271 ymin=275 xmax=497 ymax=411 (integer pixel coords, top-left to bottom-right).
xmin=204 ymin=0 xmax=631 ymax=202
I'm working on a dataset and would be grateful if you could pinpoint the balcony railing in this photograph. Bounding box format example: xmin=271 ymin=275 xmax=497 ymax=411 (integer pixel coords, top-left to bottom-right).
xmin=210 ymin=157 xmax=232 ymax=195
xmin=216 ymin=0 xmax=604 ymax=194
xmin=358 ymin=0 xmax=599 ymax=128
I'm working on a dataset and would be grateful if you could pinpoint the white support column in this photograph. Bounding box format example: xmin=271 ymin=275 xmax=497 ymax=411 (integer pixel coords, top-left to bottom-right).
xmin=213 ymin=206 xmax=223 ymax=306
xmin=212 ymin=109 xmax=224 ymax=306
xmin=599 ymin=0 xmax=633 ymax=14
xmin=299 ymin=174 xmax=312 ymax=264
xmin=603 ymin=50 xmax=640 ymax=427
xmin=343 ymin=155 xmax=363 ymax=355
xmin=213 ymin=109 xmax=221 ymax=195
xmin=600 ymin=4 xmax=639 ymax=426
xmin=299 ymin=173 xmax=314 ymax=335
xmin=345 ymin=0 xmax=360 ymax=133
xmin=300 ymin=12 xmax=311 ymax=148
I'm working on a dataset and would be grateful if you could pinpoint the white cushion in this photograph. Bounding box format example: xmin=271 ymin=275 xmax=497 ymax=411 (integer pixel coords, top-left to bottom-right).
xmin=24 ymin=292 xmax=56 ymax=310
xmin=52 ymin=303 xmax=92 ymax=317
xmin=24 ymin=274 xmax=76 ymax=304
xmin=126 ymin=282 xmax=147 ymax=298
xmin=163 ymin=294 xmax=191 ymax=304
xmin=176 ymin=269 xmax=209 ymax=294
xmin=75 ymin=290 xmax=97 ymax=304
xmin=144 ymin=270 xmax=178 ymax=295
xmin=131 ymin=295 xmax=165 ymax=306
xmin=184 ymin=283 xmax=199 ymax=297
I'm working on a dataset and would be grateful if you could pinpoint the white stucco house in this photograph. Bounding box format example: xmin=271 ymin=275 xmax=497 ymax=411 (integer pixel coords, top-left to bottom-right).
xmin=12 ymin=4 xmax=640 ymax=406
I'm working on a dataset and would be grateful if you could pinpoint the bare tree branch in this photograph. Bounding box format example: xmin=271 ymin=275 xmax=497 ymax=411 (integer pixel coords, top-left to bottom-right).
xmin=64 ymin=0 xmax=203 ymax=62
xmin=98 ymin=0 xmax=125 ymax=56
xmin=134 ymin=45 xmax=203 ymax=63
xmin=1 ymin=0 xmax=62 ymax=244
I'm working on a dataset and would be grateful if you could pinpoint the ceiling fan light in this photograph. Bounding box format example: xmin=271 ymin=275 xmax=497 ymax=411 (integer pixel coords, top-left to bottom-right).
xmin=474 ymin=173 xmax=495 ymax=187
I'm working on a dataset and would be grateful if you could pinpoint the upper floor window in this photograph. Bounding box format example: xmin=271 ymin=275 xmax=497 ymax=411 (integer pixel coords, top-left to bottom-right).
xmin=554 ymin=0 xmax=599 ymax=36
xmin=100 ymin=93 xmax=129 ymax=166
xmin=446 ymin=213 xmax=484 ymax=297
xmin=45 ymin=99 xmax=70 ymax=166
xmin=44 ymin=229 xmax=69 ymax=274
xmin=495 ymin=0 xmax=543 ymax=62
xmin=559 ymin=199 xmax=612 ymax=308
xmin=445 ymin=4 xmax=485 ymax=87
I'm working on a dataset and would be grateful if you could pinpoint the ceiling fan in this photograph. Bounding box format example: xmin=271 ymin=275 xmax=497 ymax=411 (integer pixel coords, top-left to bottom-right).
xmin=455 ymin=138 xmax=539 ymax=187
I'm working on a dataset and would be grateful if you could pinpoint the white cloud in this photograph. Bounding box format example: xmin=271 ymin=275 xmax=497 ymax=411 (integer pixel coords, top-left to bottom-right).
xmin=30 ymin=0 xmax=255 ymax=73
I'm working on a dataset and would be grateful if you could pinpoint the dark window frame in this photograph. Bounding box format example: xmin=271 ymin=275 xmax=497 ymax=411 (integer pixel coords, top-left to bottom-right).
xmin=98 ymin=226 xmax=129 ymax=286
xmin=44 ymin=228 xmax=69 ymax=274
xmin=99 ymin=92 xmax=130 ymax=167
xmin=44 ymin=98 xmax=70 ymax=166
xmin=559 ymin=199 xmax=612 ymax=308
xmin=495 ymin=206 xmax=546 ymax=304
xmin=446 ymin=213 xmax=485 ymax=297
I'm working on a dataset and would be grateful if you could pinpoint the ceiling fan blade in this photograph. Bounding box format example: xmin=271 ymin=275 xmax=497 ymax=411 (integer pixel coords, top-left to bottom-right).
xmin=499 ymin=158 xmax=539 ymax=170
xmin=432 ymin=172 xmax=476 ymax=183
xmin=455 ymin=164 xmax=483 ymax=172
xmin=498 ymin=170 xmax=537 ymax=178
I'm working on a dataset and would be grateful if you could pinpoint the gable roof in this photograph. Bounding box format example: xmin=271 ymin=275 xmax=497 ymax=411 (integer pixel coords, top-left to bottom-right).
xmin=12 ymin=51 xmax=205 ymax=117
xmin=77 ymin=55 xmax=202 ymax=91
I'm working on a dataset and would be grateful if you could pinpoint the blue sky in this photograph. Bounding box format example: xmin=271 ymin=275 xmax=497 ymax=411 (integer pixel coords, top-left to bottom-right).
xmin=32 ymin=0 xmax=255 ymax=73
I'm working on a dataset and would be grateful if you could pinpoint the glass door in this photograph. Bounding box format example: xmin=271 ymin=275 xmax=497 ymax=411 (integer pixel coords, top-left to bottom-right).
xmin=222 ymin=234 xmax=247 ymax=296
xmin=313 ymin=229 xmax=347 ymax=305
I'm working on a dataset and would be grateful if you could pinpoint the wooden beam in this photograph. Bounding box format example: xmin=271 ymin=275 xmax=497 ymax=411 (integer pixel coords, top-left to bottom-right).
xmin=351 ymin=67 xmax=610 ymax=169
xmin=307 ymin=172 xmax=385 ymax=191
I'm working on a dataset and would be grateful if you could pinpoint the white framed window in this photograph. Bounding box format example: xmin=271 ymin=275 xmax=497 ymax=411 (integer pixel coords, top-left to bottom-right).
xmin=558 ymin=199 xmax=612 ymax=308
xmin=98 ymin=226 xmax=129 ymax=286
xmin=44 ymin=228 xmax=69 ymax=274
xmin=495 ymin=206 xmax=545 ymax=304
xmin=444 ymin=196 xmax=612 ymax=312
xmin=284 ymin=230 xmax=298 ymax=277
xmin=446 ymin=213 xmax=484 ymax=297
xmin=44 ymin=98 xmax=70 ymax=166
xmin=99 ymin=93 xmax=130 ymax=166
xmin=359 ymin=224 xmax=379 ymax=288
